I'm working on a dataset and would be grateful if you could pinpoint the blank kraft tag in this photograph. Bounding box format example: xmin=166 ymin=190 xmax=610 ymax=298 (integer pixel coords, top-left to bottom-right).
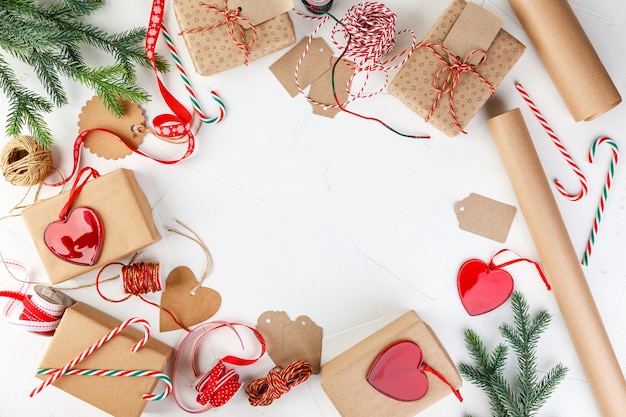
xmin=443 ymin=2 xmax=502 ymax=65
xmin=228 ymin=0 xmax=294 ymax=25
xmin=454 ymin=193 xmax=516 ymax=243
xmin=256 ymin=311 xmax=323 ymax=374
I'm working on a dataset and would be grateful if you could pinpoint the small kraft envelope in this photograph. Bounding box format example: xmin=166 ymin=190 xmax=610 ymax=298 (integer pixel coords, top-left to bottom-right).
xmin=36 ymin=303 xmax=174 ymax=417
xmin=21 ymin=168 xmax=161 ymax=284
xmin=389 ymin=0 xmax=525 ymax=136
xmin=174 ymin=0 xmax=297 ymax=75
xmin=321 ymin=311 xmax=462 ymax=417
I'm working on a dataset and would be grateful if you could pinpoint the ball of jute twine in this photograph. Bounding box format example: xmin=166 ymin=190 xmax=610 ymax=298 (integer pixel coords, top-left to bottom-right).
xmin=0 ymin=136 xmax=53 ymax=186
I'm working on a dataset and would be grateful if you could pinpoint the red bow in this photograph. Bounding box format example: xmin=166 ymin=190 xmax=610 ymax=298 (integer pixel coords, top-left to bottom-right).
xmin=180 ymin=1 xmax=257 ymax=65
xmin=417 ymin=42 xmax=495 ymax=134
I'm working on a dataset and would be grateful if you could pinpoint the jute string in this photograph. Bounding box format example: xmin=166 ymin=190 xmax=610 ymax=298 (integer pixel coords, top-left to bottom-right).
xmin=0 ymin=136 xmax=53 ymax=186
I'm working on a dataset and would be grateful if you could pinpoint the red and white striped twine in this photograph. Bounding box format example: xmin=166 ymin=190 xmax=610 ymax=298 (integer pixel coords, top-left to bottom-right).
xmin=295 ymin=1 xmax=416 ymax=108
xmin=515 ymin=82 xmax=588 ymax=201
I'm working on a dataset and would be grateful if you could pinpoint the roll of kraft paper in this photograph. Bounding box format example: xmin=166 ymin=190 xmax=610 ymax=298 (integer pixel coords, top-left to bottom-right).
xmin=488 ymin=108 xmax=626 ymax=417
xmin=508 ymin=0 xmax=621 ymax=121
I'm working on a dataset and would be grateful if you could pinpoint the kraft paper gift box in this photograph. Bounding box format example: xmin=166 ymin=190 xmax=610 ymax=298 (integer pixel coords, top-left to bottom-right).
xmin=36 ymin=303 xmax=174 ymax=417
xmin=389 ymin=0 xmax=525 ymax=137
xmin=321 ymin=311 xmax=462 ymax=417
xmin=174 ymin=0 xmax=297 ymax=76
xmin=21 ymin=168 xmax=161 ymax=284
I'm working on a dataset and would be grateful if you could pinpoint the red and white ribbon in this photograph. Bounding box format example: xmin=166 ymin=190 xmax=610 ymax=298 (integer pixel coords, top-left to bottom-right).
xmin=147 ymin=0 xmax=225 ymax=136
xmin=1 ymin=260 xmax=73 ymax=336
xmin=172 ymin=321 xmax=266 ymax=413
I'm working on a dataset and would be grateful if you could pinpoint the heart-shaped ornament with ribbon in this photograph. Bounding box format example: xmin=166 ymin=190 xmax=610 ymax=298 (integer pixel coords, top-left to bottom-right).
xmin=367 ymin=340 xmax=430 ymax=401
xmin=44 ymin=206 xmax=104 ymax=266
xmin=43 ymin=167 xmax=104 ymax=266
xmin=457 ymin=258 xmax=514 ymax=316
xmin=160 ymin=266 xmax=222 ymax=331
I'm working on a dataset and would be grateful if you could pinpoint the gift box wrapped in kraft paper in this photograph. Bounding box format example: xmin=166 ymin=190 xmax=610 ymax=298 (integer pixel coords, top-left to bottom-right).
xmin=21 ymin=168 xmax=161 ymax=284
xmin=389 ymin=0 xmax=525 ymax=137
xmin=174 ymin=0 xmax=297 ymax=76
xmin=321 ymin=311 xmax=462 ymax=417
xmin=36 ymin=303 xmax=174 ymax=417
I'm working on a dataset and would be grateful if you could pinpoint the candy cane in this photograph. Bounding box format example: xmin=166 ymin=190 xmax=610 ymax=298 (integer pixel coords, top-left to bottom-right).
xmin=30 ymin=317 xmax=151 ymax=397
xmin=581 ymin=137 xmax=619 ymax=266
xmin=515 ymin=83 xmax=588 ymax=201
xmin=161 ymin=24 xmax=225 ymax=125
xmin=36 ymin=368 xmax=172 ymax=401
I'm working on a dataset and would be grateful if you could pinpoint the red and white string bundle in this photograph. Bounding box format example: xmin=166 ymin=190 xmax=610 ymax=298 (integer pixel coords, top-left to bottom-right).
xmin=296 ymin=1 xmax=417 ymax=107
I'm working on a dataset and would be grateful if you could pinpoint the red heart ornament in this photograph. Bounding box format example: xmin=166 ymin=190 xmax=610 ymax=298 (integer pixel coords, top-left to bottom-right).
xmin=457 ymin=258 xmax=514 ymax=316
xmin=44 ymin=206 xmax=104 ymax=266
xmin=367 ymin=340 xmax=429 ymax=401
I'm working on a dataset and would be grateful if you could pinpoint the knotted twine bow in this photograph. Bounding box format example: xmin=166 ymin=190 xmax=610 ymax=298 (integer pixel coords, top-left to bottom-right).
xmin=180 ymin=0 xmax=257 ymax=65
xmin=417 ymin=42 xmax=495 ymax=134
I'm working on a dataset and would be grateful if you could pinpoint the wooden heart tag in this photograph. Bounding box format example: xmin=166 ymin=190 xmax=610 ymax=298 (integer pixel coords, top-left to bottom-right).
xmin=160 ymin=266 xmax=221 ymax=332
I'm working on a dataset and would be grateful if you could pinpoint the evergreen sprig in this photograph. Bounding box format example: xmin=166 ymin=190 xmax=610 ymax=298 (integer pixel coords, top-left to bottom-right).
xmin=0 ymin=0 xmax=169 ymax=148
xmin=459 ymin=292 xmax=568 ymax=417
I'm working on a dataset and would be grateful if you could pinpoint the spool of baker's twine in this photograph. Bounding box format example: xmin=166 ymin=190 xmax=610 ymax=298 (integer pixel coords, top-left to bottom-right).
xmin=0 ymin=136 xmax=53 ymax=186
xmin=301 ymin=0 xmax=333 ymax=14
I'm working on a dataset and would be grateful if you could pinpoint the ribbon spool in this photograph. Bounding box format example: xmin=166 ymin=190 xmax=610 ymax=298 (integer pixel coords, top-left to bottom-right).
xmin=1 ymin=259 xmax=74 ymax=336
xmin=1 ymin=280 xmax=74 ymax=336
xmin=96 ymin=261 xmax=162 ymax=302
xmin=302 ymin=0 xmax=333 ymax=14
xmin=0 ymin=136 xmax=53 ymax=186
xmin=172 ymin=322 xmax=266 ymax=413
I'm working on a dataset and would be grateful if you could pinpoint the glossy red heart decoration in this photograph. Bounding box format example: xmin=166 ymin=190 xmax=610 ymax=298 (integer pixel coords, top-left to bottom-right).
xmin=367 ymin=340 xmax=429 ymax=401
xmin=44 ymin=206 xmax=104 ymax=266
xmin=457 ymin=259 xmax=514 ymax=316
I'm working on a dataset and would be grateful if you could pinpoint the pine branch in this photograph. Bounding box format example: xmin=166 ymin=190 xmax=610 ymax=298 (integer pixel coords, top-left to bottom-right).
xmin=0 ymin=0 xmax=169 ymax=148
xmin=0 ymin=54 xmax=54 ymax=146
xmin=459 ymin=291 xmax=568 ymax=417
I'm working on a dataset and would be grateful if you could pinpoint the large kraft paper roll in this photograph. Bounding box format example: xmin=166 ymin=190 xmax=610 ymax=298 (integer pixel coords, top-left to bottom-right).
xmin=488 ymin=108 xmax=626 ymax=417
xmin=509 ymin=0 xmax=621 ymax=121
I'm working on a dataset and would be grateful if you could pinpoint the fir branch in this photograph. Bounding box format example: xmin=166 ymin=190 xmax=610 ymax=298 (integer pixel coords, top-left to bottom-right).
xmin=459 ymin=292 xmax=568 ymax=417
xmin=0 ymin=54 xmax=54 ymax=146
xmin=0 ymin=0 xmax=168 ymax=147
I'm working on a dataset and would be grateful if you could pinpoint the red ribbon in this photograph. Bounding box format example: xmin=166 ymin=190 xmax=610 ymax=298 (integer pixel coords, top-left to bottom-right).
xmin=195 ymin=360 xmax=241 ymax=407
xmin=179 ymin=0 xmax=257 ymax=65
xmin=489 ymin=248 xmax=551 ymax=291
xmin=417 ymin=42 xmax=495 ymax=134
xmin=147 ymin=0 xmax=194 ymax=138
xmin=172 ymin=321 xmax=266 ymax=413
xmin=57 ymin=166 xmax=100 ymax=220
xmin=0 ymin=291 xmax=60 ymax=336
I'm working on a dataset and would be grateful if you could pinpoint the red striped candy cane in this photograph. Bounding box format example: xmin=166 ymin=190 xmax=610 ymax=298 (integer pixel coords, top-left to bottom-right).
xmin=515 ymin=83 xmax=588 ymax=201
xmin=36 ymin=368 xmax=172 ymax=401
xmin=581 ymin=137 xmax=619 ymax=266
xmin=30 ymin=317 xmax=151 ymax=397
xmin=161 ymin=24 xmax=225 ymax=125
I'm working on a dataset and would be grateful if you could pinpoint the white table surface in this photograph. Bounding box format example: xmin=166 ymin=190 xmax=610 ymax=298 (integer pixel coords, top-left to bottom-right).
xmin=1 ymin=0 xmax=624 ymax=416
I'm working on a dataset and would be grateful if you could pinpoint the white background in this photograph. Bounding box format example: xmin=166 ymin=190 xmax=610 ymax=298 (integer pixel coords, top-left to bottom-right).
xmin=1 ymin=0 xmax=625 ymax=416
